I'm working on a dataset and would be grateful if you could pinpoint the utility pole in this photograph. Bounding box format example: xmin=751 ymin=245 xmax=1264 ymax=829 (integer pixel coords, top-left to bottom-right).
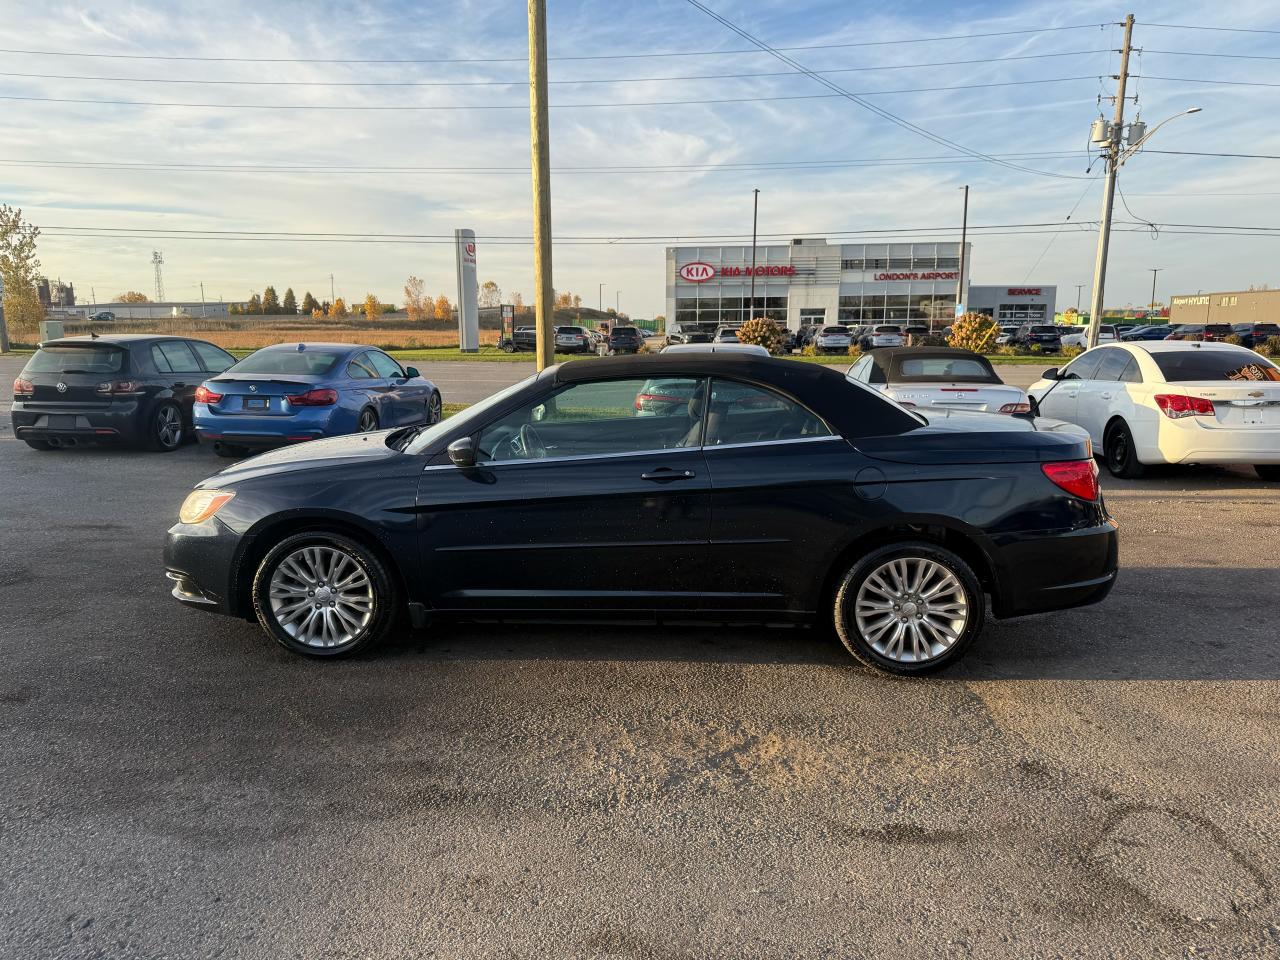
xmin=200 ymin=281 xmax=207 ymax=317
xmin=749 ymin=188 xmax=760 ymax=323
xmin=598 ymin=282 xmax=604 ymax=312
xmin=91 ymin=285 xmax=97 ymax=308
xmin=955 ymin=185 xmax=969 ymax=324
xmin=329 ymin=273 xmax=335 ymax=305
xmin=1075 ymin=283 xmax=1084 ymax=312
xmin=527 ymin=0 xmax=555 ymax=371
xmin=615 ymin=290 xmax=620 ymax=315
xmin=1148 ymin=267 xmax=1163 ymax=311
xmin=1087 ymin=13 xmax=1135 ymax=348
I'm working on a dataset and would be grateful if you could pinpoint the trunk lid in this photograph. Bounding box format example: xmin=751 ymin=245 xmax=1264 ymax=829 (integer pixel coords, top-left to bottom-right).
xmin=21 ymin=342 xmax=130 ymax=406
xmin=855 ymin=408 xmax=1090 ymax=464
xmin=202 ymin=374 xmax=324 ymax=418
xmin=887 ymin=382 xmax=1027 ymax=414
xmin=1162 ymin=380 xmax=1280 ymax=430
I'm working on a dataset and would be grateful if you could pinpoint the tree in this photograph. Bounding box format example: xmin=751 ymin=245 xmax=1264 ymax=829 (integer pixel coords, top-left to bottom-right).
xmin=229 ymin=303 xmax=241 ymax=315
xmin=737 ymin=317 xmax=787 ymax=353
xmin=553 ymin=291 xmax=573 ymax=310
xmin=246 ymin=293 xmax=262 ymax=314
xmin=404 ymin=275 xmax=430 ymax=323
xmin=311 ymin=307 xmax=324 ymax=320
xmin=433 ymin=294 xmax=452 ymax=320
xmin=300 ymin=291 xmax=319 ymax=314
xmin=282 ymin=287 xmax=297 ymax=314
xmin=653 ymin=314 xmax=666 ymax=332
xmin=0 ymin=204 xmax=44 ymax=339
xmin=479 ymin=279 xmax=502 ymax=308
xmin=946 ymin=313 xmax=999 ymax=354
xmin=362 ymin=293 xmax=380 ymax=323
xmin=512 ymin=290 xmax=527 ymax=315
xmin=262 ymin=286 xmax=281 ymax=313
xmin=328 ymin=297 xmax=347 ymax=319
xmin=115 ymin=291 xmax=150 ymax=303
xmin=572 ymin=294 xmax=582 ymax=309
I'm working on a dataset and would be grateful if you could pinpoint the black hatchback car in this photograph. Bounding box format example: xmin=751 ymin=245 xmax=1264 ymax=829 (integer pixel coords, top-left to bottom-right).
xmin=1013 ymin=324 xmax=1063 ymax=353
xmin=165 ymin=354 xmax=1118 ymax=675
xmin=12 ymin=334 xmax=236 ymax=451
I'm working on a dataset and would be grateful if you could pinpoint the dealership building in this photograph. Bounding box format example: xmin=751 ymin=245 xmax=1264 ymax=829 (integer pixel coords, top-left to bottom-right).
xmin=665 ymin=239 xmax=1055 ymax=330
xmin=1169 ymin=289 xmax=1280 ymax=326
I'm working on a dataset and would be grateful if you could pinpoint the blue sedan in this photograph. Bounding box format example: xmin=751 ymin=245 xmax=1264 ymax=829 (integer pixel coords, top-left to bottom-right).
xmin=193 ymin=342 xmax=441 ymax=457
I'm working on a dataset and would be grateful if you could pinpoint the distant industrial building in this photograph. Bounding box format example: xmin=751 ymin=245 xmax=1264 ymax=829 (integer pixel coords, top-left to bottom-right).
xmin=1169 ymin=289 xmax=1280 ymax=326
xmin=78 ymin=300 xmax=241 ymax=319
xmin=37 ymin=278 xmax=76 ymax=309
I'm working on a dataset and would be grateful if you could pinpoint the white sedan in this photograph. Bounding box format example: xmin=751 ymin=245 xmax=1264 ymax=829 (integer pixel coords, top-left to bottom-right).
xmin=1027 ymin=341 xmax=1280 ymax=480
xmin=846 ymin=347 xmax=1031 ymax=414
xmin=1061 ymin=324 xmax=1118 ymax=349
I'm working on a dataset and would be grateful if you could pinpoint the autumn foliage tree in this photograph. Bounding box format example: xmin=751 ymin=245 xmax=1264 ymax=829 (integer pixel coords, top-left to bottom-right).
xmin=362 ymin=293 xmax=381 ymax=323
xmin=0 ymin=204 xmax=44 ymax=337
xmin=479 ymin=279 xmax=502 ymax=308
xmin=246 ymin=293 xmax=262 ymax=314
xmin=329 ymin=297 xmax=348 ymax=319
xmin=946 ymin=312 xmax=999 ymax=354
xmin=433 ymin=294 xmax=452 ymax=321
xmin=115 ymin=291 xmax=150 ymax=303
xmin=737 ymin=317 xmax=787 ymax=353
xmin=404 ymin=276 xmax=431 ymax=323
xmin=262 ymin=286 xmax=281 ymax=314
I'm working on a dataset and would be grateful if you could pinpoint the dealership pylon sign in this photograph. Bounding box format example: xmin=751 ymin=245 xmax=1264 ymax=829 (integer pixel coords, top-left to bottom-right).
xmin=454 ymin=228 xmax=479 ymax=353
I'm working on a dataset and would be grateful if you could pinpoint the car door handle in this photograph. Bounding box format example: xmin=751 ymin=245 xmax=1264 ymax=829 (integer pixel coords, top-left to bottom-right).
xmin=641 ymin=468 xmax=695 ymax=482
xmin=1100 ymin=392 xmax=1113 ymax=400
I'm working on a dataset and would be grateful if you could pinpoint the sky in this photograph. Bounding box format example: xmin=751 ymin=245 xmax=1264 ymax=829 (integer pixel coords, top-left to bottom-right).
xmin=1 ymin=0 xmax=1279 ymax=317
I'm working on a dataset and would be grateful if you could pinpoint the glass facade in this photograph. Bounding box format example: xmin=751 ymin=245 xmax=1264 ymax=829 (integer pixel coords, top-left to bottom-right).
xmin=674 ymin=293 xmax=787 ymax=326
xmin=838 ymin=292 xmax=956 ymax=323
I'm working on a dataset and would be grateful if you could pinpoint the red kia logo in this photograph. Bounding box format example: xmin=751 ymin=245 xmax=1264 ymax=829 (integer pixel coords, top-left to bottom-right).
xmin=678 ymin=261 xmax=715 ymax=283
xmin=465 ymin=242 xmax=475 ymax=256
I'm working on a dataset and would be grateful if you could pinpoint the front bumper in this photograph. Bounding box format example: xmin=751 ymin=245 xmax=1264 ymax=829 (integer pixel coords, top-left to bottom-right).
xmin=991 ymin=518 xmax=1119 ymax=619
xmin=164 ymin=517 xmax=245 ymax=617
xmin=11 ymin=400 xmax=144 ymax=444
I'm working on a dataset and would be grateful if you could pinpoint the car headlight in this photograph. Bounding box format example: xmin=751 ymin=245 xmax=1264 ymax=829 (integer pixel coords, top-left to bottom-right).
xmin=179 ymin=489 xmax=236 ymax=524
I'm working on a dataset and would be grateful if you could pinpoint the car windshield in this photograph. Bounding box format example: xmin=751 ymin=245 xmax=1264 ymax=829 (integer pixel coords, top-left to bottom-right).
xmin=26 ymin=344 xmax=125 ymax=374
xmin=893 ymin=356 xmax=999 ymax=383
xmin=1150 ymin=350 xmax=1280 ymax=382
xmin=401 ymin=375 xmax=536 ymax=455
xmin=229 ymin=348 xmax=343 ymax=376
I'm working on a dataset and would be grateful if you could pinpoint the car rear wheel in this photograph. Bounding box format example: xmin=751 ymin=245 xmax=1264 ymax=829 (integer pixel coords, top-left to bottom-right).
xmin=427 ymin=392 xmax=442 ymax=424
xmin=832 ymin=542 xmax=985 ymax=675
xmin=357 ymin=408 xmax=379 ymax=433
xmin=147 ymin=402 xmax=185 ymax=452
xmin=252 ymin=532 xmax=397 ymax=657
xmin=501 ymin=341 xmax=515 ymax=353
xmin=1256 ymin=465 xmax=1280 ymax=482
xmin=1103 ymin=419 xmax=1145 ymax=479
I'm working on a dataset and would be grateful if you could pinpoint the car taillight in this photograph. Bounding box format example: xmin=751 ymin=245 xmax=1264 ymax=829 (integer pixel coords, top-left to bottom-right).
xmin=96 ymin=380 xmax=142 ymax=395
xmin=998 ymin=402 xmax=1032 ymax=414
xmin=194 ymin=385 xmax=223 ymax=404
xmin=1042 ymin=459 xmax=1099 ymax=501
xmin=13 ymin=377 xmax=34 ymax=396
xmin=1154 ymin=394 xmax=1215 ymax=419
xmin=285 ymin=388 xmax=338 ymax=406
xmin=635 ymin=392 xmax=684 ymax=410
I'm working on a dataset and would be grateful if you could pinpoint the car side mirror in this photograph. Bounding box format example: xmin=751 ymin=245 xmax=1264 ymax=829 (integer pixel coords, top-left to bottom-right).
xmin=404 ymin=366 xmax=420 ymax=378
xmin=1041 ymin=367 xmax=1060 ymax=381
xmin=447 ymin=437 xmax=477 ymax=468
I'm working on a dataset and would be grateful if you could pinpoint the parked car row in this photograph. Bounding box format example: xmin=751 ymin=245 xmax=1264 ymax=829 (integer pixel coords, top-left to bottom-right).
xmin=12 ymin=335 xmax=442 ymax=457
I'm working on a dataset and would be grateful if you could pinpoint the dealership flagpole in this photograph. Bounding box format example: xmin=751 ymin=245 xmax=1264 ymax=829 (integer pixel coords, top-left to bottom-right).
xmin=527 ymin=0 xmax=555 ymax=371
xmin=749 ymin=188 xmax=759 ymax=323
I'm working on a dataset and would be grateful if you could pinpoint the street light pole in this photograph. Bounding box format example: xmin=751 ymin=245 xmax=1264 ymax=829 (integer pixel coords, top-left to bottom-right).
xmin=1076 ymin=284 xmax=1084 ymax=312
xmin=955 ymin=184 xmax=969 ymax=324
xmin=616 ymin=290 xmax=620 ymax=315
xmin=598 ymin=282 xmax=604 ymax=312
xmin=1149 ymin=267 xmax=1163 ymax=311
xmin=749 ymin=188 xmax=759 ymax=323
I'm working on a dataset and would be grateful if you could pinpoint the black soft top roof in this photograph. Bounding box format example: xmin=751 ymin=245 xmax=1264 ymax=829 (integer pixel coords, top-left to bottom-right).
xmin=554 ymin=354 xmax=920 ymax=438
xmin=867 ymin=347 xmax=999 ymax=384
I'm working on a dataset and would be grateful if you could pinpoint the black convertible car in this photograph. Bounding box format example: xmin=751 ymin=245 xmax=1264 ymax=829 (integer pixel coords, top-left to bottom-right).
xmin=165 ymin=354 xmax=1118 ymax=674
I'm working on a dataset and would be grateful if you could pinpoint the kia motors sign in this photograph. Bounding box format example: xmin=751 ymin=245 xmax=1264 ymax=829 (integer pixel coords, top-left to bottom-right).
xmin=678 ymin=262 xmax=715 ymax=283
xmin=454 ymin=228 xmax=479 ymax=353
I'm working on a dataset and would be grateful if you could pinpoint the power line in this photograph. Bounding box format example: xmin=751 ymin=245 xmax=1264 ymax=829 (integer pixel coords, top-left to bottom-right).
xmin=0 ymin=24 xmax=1110 ymax=65
xmin=0 ymin=54 xmax=1108 ymax=88
xmin=1142 ymin=23 xmax=1280 ymax=35
xmin=0 ymin=82 xmax=1100 ymax=113
xmin=683 ymin=0 xmax=1090 ymax=181
xmin=1144 ymin=149 xmax=1280 ymax=160
xmin=1138 ymin=74 xmax=1280 ymax=89
xmin=1144 ymin=49 xmax=1280 ymax=61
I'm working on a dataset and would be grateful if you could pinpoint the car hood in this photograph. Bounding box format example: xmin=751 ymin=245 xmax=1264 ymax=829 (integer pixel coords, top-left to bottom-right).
xmin=854 ymin=407 xmax=1090 ymax=464
xmin=201 ymin=431 xmax=402 ymax=486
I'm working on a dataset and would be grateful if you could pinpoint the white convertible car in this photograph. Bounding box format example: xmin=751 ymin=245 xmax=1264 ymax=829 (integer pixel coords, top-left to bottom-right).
xmin=1027 ymin=341 xmax=1280 ymax=480
xmin=846 ymin=347 xmax=1031 ymax=415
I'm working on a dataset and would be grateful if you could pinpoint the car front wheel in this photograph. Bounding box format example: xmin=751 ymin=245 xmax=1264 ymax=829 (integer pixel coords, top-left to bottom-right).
xmin=251 ymin=532 xmax=398 ymax=657
xmin=832 ymin=542 xmax=985 ymax=675
xmin=1104 ymin=419 xmax=1145 ymax=479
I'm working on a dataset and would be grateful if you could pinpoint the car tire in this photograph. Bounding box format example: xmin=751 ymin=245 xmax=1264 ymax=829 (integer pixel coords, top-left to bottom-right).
xmin=1103 ymin=419 xmax=1146 ymax=479
xmin=832 ymin=541 xmax=985 ymax=676
xmin=1256 ymin=465 xmax=1280 ymax=482
xmin=357 ymin=408 xmax=379 ymax=433
xmin=147 ymin=401 xmax=185 ymax=452
xmin=22 ymin=436 xmax=54 ymax=451
xmin=501 ymin=341 xmax=515 ymax=353
xmin=426 ymin=391 xmax=442 ymax=424
xmin=252 ymin=531 xmax=398 ymax=658
xmin=213 ymin=441 xmax=249 ymax=459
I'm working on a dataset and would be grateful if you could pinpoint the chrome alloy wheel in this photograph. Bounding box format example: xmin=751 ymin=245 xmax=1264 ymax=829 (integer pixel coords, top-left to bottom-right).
xmin=853 ymin=557 xmax=968 ymax=663
xmin=268 ymin=545 xmax=374 ymax=648
xmin=157 ymin=405 xmax=183 ymax=448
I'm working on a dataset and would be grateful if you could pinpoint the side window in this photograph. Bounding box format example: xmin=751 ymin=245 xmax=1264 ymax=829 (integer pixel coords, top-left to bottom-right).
xmin=151 ymin=344 xmax=173 ymax=373
xmin=705 ymin=379 xmax=832 ymax=446
xmin=1061 ymin=351 xmax=1104 ymax=381
xmin=1092 ymin=348 xmax=1131 ymax=382
xmin=191 ymin=341 xmax=236 ymax=373
xmin=846 ymin=356 xmax=871 ymax=382
xmin=368 ymin=351 xmax=405 ymax=380
xmin=347 ymin=352 xmax=378 ymax=379
xmin=477 ymin=377 xmax=704 ymax=462
xmin=867 ymin=361 xmax=887 ymax=385
xmin=155 ymin=341 xmax=202 ymax=374
xmin=1118 ymin=356 xmax=1143 ymax=383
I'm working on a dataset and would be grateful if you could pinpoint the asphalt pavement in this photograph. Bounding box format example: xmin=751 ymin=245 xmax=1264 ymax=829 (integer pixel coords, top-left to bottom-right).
xmin=2 ymin=352 xmax=1279 ymax=958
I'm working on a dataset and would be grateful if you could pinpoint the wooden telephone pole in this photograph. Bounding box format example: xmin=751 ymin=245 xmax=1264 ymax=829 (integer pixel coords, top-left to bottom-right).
xmin=527 ymin=0 xmax=555 ymax=370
